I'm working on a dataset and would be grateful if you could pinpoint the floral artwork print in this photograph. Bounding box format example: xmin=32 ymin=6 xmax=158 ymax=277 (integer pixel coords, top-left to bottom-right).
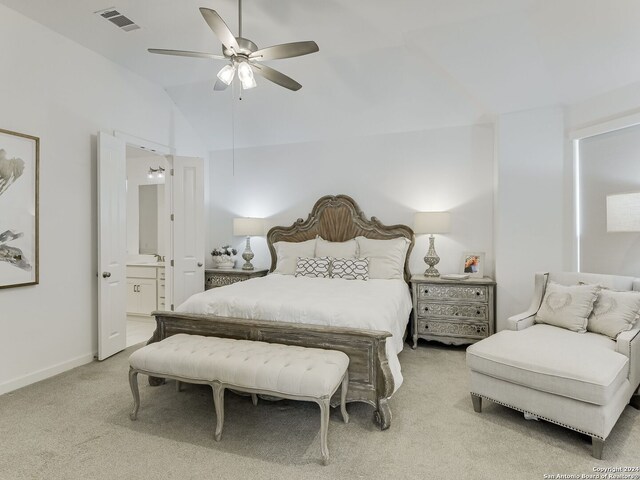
xmin=0 ymin=129 xmax=39 ymax=288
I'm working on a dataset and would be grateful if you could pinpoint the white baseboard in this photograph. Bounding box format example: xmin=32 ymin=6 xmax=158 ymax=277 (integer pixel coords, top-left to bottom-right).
xmin=0 ymin=352 xmax=95 ymax=396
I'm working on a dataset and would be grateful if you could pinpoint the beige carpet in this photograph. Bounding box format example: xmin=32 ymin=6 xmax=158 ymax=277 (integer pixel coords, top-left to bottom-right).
xmin=0 ymin=341 xmax=638 ymax=480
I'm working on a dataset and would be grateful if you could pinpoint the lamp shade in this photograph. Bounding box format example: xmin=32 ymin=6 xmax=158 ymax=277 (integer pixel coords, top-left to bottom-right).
xmin=607 ymin=193 xmax=640 ymax=232
xmin=233 ymin=217 xmax=264 ymax=236
xmin=413 ymin=212 xmax=451 ymax=234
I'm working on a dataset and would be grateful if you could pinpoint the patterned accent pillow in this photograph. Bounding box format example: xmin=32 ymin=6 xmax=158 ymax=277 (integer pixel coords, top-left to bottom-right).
xmin=295 ymin=257 xmax=331 ymax=278
xmin=587 ymin=288 xmax=640 ymax=339
xmin=534 ymin=281 xmax=599 ymax=333
xmin=331 ymin=258 xmax=369 ymax=281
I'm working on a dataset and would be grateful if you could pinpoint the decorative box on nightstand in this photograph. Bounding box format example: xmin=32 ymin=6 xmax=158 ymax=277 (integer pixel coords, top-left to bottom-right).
xmin=205 ymin=268 xmax=269 ymax=290
xmin=410 ymin=275 xmax=496 ymax=348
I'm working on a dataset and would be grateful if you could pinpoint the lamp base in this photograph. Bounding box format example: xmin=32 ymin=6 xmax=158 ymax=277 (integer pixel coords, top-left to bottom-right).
xmin=242 ymin=236 xmax=255 ymax=271
xmin=423 ymin=235 xmax=441 ymax=277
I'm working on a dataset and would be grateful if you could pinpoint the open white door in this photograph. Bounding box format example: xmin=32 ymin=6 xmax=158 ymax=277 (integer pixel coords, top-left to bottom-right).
xmin=97 ymin=132 xmax=127 ymax=360
xmin=169 ymin=156 xmax=205 ymax=309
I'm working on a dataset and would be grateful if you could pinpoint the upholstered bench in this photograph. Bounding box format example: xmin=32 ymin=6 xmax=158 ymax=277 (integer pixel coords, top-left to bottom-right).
xmin=128 ymin=334 xmax=350 ymax=465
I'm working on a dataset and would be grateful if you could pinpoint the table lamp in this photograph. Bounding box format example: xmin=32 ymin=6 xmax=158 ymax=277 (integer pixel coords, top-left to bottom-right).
xmin=413 ymin=212 xmax=451 ymax=277
xmin=233 ymin=217 xmax=264 ymax=270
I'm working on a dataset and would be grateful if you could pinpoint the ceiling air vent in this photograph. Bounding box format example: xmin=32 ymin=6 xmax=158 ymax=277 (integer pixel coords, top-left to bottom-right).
xmin=95 ymin=7 xmax=140 ymax=32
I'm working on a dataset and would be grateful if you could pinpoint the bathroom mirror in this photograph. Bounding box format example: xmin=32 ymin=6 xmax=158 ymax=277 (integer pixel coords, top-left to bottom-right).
xmin=138 ymin=184 xmax=165 ymax=255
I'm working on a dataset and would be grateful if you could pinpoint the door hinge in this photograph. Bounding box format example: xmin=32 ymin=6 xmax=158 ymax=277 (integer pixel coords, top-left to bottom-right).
xmin=170 ymin=169 xmax=174 ymax=176
xmin=170 ymin=259 xmax=174 ymax=267
xmin=170 ymin=214 xmax=174 ymax=221
xmin=171 ymin=304 xmax=174 ymax=311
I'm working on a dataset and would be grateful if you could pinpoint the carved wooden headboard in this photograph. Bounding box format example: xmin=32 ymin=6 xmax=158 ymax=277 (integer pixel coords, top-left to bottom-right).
xmin=266 ymin=194 xmax=415 ymax=283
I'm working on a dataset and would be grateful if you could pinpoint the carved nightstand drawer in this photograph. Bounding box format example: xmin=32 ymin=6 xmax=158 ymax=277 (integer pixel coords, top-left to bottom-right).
xmin=205 ymin=268 xmax=269 ymax=290
xmin=417 ymin=302 xmax=488 ymax=321
xmin=418 ymin=284 xmax=488 ymax=302
xmin=411 ymin=275 xmax=496 ymax=347
xmin=418 ymin=319 xmax=489 ymax=339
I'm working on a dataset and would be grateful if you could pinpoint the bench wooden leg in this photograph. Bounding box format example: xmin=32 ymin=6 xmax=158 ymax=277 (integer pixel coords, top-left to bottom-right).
xmin=318 ymin=398 xmax=330 ymax=465
xmin=128 ymin=368 xmax=140 ymax=421
xmin=340 ymin=370 xmax=349 ymax=424
xmin=176 ymin=380 xmax=182 ymax=393
xmin=251 ymin=394 xmax=258 ymax=406
xmin=212 ymin=383 xmax=225 ymax=442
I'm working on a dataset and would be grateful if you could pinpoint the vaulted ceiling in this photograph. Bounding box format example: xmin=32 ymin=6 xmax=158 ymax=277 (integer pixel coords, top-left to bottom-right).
xmin=4 ymin=0 xmax=640 ymax=149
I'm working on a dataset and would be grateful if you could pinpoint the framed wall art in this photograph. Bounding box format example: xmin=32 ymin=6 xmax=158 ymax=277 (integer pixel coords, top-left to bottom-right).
xmin=0 ymin=128 xmax=39 ymax=288
xmin=460 ymin=252 xmax=485 ymax=278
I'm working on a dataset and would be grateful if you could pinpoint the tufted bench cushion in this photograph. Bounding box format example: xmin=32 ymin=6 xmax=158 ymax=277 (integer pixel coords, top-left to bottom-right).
xmin=129 ymin=334 xmax=349 ymax=398
xmin=128 ymin=333 xmax=350 ymax=465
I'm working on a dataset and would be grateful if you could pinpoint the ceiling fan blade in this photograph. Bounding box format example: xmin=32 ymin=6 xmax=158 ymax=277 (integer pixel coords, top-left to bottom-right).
xmin=251 ymin=63 xmax=302 ymax=91
xmin=199 ymin=8 xmax=240 ymax=54
xmin=148 ymin=48 xmax=225 ymax=60
xmin=249 ymin=41 xmax=319 ymax=61
xmin=213 ymin=78 xmax=230 ymax=91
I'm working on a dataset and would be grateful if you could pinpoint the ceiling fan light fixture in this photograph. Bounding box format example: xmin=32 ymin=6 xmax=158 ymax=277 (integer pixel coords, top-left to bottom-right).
xmin=217 ymin=64 xmax=236 ymax=85
xmin=237 ymin=62 xmax=257 ymax=89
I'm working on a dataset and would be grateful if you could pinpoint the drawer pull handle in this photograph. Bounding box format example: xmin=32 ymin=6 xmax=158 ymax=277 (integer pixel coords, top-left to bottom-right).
xmin=424 ymin=307 xmax=429 ymax=312
xmin=476 ymin=310 xmax=480 ymax=315
xmin=476 ymin=291 xmax=481 ymax=296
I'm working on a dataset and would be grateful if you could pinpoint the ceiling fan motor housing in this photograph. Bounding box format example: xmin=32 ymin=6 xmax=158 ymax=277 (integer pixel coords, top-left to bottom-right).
xmin=223 ymin=37 xmax=258 ymax=58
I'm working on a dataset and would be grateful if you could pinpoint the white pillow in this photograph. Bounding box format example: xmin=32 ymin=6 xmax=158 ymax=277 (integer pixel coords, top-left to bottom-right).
xmin=295 ymin=257 xmax=331 ymax=278
xmin=355 ymin=236 xmax=410 ymax=280
xmin=273 ymin=239 xmax=316 ymax=275
xmin=331 ymin=258 xmax=369 ymax=281
xmin=587 ymin=288 xmax=640 ymax=339
xmin=315 ymin=236 xmax=358 ymax=259
xmin=534 ymin=282 xmax=599 ymax=333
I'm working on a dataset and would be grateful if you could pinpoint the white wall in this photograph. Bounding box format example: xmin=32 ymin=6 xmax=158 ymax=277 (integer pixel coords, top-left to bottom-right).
xmin=208 ymin=124 xmax=495 ymax=278
xmin=494 ymin=107 xmax=566 ymax=329
xmin=0 ymin=4 xmax=205 ymax=394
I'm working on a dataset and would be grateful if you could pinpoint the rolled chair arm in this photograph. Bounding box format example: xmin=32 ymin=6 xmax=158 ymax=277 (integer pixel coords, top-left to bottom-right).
xmin=507 ymin=312 xmax=536 ymax=331
xmin=616 ymin=327 xmax=640 ymax=390
xmin=506 ymin=272 xmax=549 ymax=331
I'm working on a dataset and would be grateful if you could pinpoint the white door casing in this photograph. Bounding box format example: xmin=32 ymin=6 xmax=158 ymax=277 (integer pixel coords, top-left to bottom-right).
xmin=97 ymin=132 xmax=127 ymax=360
xmin=170 ymin=156 xmax=205 ymax=309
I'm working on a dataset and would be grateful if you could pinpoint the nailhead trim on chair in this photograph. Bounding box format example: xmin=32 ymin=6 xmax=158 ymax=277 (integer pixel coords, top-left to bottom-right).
xmin=470 ymin=392 xmax=604 ymax=440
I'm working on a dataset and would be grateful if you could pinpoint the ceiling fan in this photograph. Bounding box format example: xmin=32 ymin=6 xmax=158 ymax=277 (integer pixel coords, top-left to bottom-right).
xmin=148 ymin=1 xmax=319 ymax=92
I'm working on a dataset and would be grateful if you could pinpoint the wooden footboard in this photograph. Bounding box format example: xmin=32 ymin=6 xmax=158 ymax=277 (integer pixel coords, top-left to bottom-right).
xmin=148 ymin=311 xmax=395 ymax=429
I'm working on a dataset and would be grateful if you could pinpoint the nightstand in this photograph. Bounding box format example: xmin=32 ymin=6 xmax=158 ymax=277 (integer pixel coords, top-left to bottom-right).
xmin=410 ymin=275 xmax=496 ymax=348
xmin=205 ymin=268 xmax=269 ymax=290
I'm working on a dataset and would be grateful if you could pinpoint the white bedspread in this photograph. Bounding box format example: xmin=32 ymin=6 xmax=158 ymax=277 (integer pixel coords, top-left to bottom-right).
xmin=177 ymin=274 xmax=413 ymax=392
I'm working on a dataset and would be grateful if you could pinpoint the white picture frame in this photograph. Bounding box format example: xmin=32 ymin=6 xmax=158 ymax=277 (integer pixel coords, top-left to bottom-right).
xmin=460 ymin=252 xmax=484 ymax=278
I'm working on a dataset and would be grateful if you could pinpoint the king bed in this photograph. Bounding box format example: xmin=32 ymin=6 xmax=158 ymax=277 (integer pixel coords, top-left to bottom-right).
xmin=149 ymin=194 xmax=414 ymax=429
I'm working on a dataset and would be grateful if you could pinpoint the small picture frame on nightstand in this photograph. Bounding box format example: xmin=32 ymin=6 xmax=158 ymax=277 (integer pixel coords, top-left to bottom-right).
xmin=460 ymin=252 xmax=485 ymax=278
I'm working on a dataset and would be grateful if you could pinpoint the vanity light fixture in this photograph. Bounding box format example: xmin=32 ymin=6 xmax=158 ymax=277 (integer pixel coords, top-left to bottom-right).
xmin=147 ymin=166 xmax=165 ymax=179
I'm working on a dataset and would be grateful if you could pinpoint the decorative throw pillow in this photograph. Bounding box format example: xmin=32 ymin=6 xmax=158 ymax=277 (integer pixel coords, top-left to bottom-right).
xmin=295 ymin=257 xmax=331 ymax=278
xmin=587 ymin=289 xmax=640 ymax=339
xmin=315 ymin=236 xmax=358 ymax=259
xmin=331 ymin=258 xmax=369 ymax=281
xmin=355 ymin=236 xmax=410 ymax=280
xmin=534 ymin=282 xmax=599 ymax=333
xmin=273 ymin=239 xmax=316 ymax=275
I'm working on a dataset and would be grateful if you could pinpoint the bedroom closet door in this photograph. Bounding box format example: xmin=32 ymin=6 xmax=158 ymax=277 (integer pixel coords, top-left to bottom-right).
xmin=97 ymin=132 xmax=127 ymax=360
xmin=167 ymin=156 xmax=205 ymax=309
